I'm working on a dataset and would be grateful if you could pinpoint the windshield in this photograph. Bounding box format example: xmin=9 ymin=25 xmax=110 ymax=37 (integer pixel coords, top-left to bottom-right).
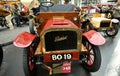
xmin=40 ymin=2 xmax=75 ymax=12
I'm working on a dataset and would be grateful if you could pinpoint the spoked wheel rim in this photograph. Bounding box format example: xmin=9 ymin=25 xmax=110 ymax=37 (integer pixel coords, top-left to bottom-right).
xmin=106 ymin=28 xmax=116 ymax=35
xmin=84 ymin=40 xmax=95 ymax=66
xmin=29 ymin=47 xmax=35 ymax=71
xmin=105 ymin=24 xmax=118 ymax=37
xmin=23 ymin=45 xmax=36 ymax=76
xmin=82 ymin=37 xmax=101 ymax=72
xmin=23 ymin=37 xmax=40 ymax=76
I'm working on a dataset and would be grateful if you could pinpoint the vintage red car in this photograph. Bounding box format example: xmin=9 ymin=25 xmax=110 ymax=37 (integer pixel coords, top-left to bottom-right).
xmin=13 ymin=2 xmax=105 ymax=76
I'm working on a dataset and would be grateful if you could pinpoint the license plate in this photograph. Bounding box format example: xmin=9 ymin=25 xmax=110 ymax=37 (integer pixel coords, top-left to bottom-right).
xmin=51 ymin=53 xmax=72 ymax=61
xmin=62 ymin=62 xmax=71 ymax=73
xmin=52 ymin=62 xmax=71 ymax=74
xmin=44 ymin=52 xmax=79 ymax=62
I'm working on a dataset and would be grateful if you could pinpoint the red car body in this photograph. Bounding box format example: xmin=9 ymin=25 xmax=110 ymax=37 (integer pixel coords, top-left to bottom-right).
xmin=13 ymin=2 xmax=106 ymax=76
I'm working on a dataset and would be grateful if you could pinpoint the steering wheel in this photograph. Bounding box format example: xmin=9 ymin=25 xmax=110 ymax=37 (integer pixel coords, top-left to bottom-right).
xmin=40 ymin=2 xmax=54 ymax=11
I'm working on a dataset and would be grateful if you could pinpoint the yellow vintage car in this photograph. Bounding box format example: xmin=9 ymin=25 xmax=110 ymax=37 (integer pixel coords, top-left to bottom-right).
xmin=91 ymin=13 xmax=118 ymax=37
xmin=81 ymin=12 xmax=119 ymax=37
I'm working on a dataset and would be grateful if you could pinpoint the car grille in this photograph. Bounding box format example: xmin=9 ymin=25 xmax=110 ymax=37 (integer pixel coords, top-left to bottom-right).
xmin=41 ymin=28 xmax=81 ymax=52
xmin=100 ymin=21 xmax=111 ymax=27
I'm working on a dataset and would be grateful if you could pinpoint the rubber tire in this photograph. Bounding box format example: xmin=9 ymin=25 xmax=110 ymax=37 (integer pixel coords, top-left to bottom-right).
xmin=85 ymin=22 xmax=94 ymax=31
xmin=0 ymin=46 xmax=3 ymax=67
xmin=23 ymin=37 xmax=40 ymax=76
xmin=11 ymin=17 xmax=16 ymax=26
xmin=105 ymin=23 xmax=118 ymax=37
xmin=4 ymin=19 xmax=9 ymax=28
xmin=23 ymin=47 xmax=36 ymax=76
xmin=81 ymin=37 xmax=101 ymax=72
xmin=83 ymin=22 xmax=94 ymax=32
xmin=29 ymin=21 xmax=35 ymax=34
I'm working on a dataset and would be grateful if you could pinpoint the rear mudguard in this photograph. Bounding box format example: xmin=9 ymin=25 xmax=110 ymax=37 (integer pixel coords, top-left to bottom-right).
xmin=83 ymin=30 xmax=106 ymax=45
xmin=13 ymin=32 xmax=36 ymax=48
xmin=111 ymin=19 xmax=119 ymax=23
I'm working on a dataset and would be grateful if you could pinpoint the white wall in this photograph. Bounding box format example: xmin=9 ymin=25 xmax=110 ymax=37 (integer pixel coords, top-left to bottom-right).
xmin=21 ymin=0 xmax=33 ymax=7
xmin=21 ymin=0 xmax=40 ymax=8
xmin=101 ymin=0 xmax=108 ymax=4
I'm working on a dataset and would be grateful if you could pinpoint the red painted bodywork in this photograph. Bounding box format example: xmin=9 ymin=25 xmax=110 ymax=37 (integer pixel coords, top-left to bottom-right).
xmin=40 ymin=19 xmax=105 ymax=62
xmin=41 ymin=19 xmax=105 ymax=45
xmin=83 ymin=30 xmax=106 ymax=45
xmin=13 ymin=32 xmax=36 ymax=48
xmin=40 ymin=19 xmax=78 ymax=34
xmin=13 ymin=19 xmax=105 ymax=50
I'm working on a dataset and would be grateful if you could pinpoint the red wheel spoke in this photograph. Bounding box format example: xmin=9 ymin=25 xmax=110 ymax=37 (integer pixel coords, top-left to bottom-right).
xmin=89 ymin=51 xmax=94 ymax=55
xmin=29 ymin=61 xmax=34 ymax=71
xmin=28 ymin=46 xmax=35 ymax=71
xmin=85 ymin=42 xmax=95 ymax=66
xmin=86 ymin=54 xmax=94 ymax=66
